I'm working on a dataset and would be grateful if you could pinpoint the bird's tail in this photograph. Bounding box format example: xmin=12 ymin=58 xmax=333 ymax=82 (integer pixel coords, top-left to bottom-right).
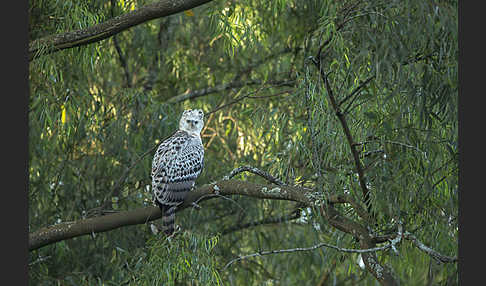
xmin=156 ymin=202 xmax=177 ymax=236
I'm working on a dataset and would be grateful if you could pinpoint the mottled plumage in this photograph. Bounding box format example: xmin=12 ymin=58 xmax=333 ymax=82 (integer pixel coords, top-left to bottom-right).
xmin=152 ymin=109 xmax=205 ymax=236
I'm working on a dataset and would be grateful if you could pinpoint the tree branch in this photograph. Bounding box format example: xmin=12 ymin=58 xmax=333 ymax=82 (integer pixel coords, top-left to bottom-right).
xmin=338 ymin=75 xmax=375 ymax=108
xmin=370 ymin=230 xmax=458 ymax=264
xmin=223 ymin=238 xmax=396 ymax=270
xmin=224 ymin=165 xmax=285 ymax=186
xmin=29 ymin=0 xmax=214 ymax=61
xmin=313 ymin=62 xmax=373 ymax=214
xmin=207 ymin=88 xmax=293 ymax=115
xmin=28 ymin=179 xmax=401 ymax=285
xmin=29 ymin=206 xmax=161 ymax=252
xmin=110 ymin=0 xmax=132 ymax=88
xmin=166 ymin=80 xmax=261 ymax=103
xmin=307 ymin=61 xmax=398 ymax=284
xmin=166 ymin=79 xmax=295 ymax=104
xmin=29 ymin=180 xmax=454 ymax=286
xmin=29 ymin=180 xmax=313 ymax=251
xmin=404 ymin=232 xmax=458 ymax=264
xmin=220 ymin=209 xmax=302 ymax=235
xmin=235 ymin=47 xmax=298 ymax=79
xmin=112 ymin=35 xmax=132 ymax=88
xmin=99 ymin=143 xmax=158 ymax=211
xmin=319 ymin=192 xmax=398 ymax=285
xmin=29 ymin=178 xmax=372 ymax=251
xmin=143 ymin=17 xmax=172 ymax=92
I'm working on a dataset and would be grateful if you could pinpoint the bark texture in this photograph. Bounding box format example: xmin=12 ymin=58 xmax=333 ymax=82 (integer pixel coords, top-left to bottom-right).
xmin=29 ymin=180 xmax=312 ymax=251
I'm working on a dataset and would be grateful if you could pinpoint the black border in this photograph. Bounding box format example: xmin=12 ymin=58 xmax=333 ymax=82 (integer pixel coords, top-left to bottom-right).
xmin=458 ymin=0 xmax=471 ymax=284
xmin=4 ymin=1 xmax=29 ymax=285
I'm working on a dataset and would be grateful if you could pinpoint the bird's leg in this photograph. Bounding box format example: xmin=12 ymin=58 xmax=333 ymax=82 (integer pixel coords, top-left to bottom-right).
xmin=190 ymin=185 xmax=202 ymax=210
xmin=149 ymin=223 xmax=161 ymax=235
xmin=164 ymin=225 xmax=182 ymax=241
xmin=191 ymin=202 xmax=201 ymax=210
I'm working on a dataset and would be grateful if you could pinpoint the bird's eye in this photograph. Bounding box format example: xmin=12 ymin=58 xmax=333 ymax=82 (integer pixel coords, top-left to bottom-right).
xmin=186 ymin=120 xmax=191 ymax=124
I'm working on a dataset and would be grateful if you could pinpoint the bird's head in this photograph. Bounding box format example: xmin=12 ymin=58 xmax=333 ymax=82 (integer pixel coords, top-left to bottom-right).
xmin=179 ymin=109 xmax=204 ymax=135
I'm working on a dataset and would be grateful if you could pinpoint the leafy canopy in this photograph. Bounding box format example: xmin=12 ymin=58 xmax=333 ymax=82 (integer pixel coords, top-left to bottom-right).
xmin=28 ymin=0 xmax=457 ymax=285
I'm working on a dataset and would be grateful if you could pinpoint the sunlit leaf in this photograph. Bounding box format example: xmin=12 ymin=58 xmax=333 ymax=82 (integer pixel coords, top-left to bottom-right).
xmin=184 ymin=9 xmax=194 ymax=17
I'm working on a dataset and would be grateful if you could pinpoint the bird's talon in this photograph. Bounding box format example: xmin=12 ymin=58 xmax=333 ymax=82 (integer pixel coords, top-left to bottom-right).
xmin=191 ymin=202 xmax=201 ymax=210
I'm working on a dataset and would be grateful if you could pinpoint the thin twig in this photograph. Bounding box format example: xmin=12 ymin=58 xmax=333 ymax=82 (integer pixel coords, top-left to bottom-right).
xmin=100 ymin=144 xmax=158 ymax=210
xmin=110 ymin=0 xmax=131 ymax=88
xmin=404 ymin=232 xmax=457 ymax=264
xmin=143 ymin=18 xmax=171 ymax=92
xmin=113 ymin=35 xmax=131 ymax=88
xmin=384 ymin=140 xmax=425 ymax=155
xmin=314 ymin=63 xmax=372 ymax=213
xmin=353 ymin=139 xmax=426 ymax=156
xmin=362 ymin=149 xmax=384 ymax=158
xmin=235 ymin=47 xmax=297 ymax=79
xmin=342 ymin=96 xmax=375 ymax=115
xmin=167 ymin=80 xmax=259 ymax=103
xmin=338 ymin=75 xmax=375 ymax=107
xmin=224 ymin=241 xmax=394 ymax=270
xmin=246 ymin=89 xmax=293 ymax=99
xmin=206 ymin=83 xmax=294 ymax=115
xmin=193 ymin=193 xmax=246 ymax=213
xmin=29 ymin=255 xmax=51 ymax=267
xmin=223 ymin=166 xmax=285 ymax=186
xmin=168 ymin=79 xmax=294 ymax=105
xmin=221 ymin=210 xmax=302 ymax=235
xmin=402 ymin=51 xmax=437 ymax=66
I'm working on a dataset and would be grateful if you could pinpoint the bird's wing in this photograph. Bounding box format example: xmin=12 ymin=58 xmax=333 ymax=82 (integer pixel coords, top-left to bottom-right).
xmin=152 ymin=131 xmax=204 ymax=205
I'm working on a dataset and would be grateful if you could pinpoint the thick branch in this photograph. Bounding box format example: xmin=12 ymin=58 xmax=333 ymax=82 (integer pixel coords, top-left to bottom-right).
xmin=28 ymin=180 xmax=399 ymax=285
xmin=29 ymin=0 xmax=214 ymax=61
xmin=32 ymin=177 xmax=448 ymax=286
xmin=30 ymin=178 xmax=373 ymax=251
xmin=29 ymin=206 xmax=161 ymax=252
xmin=320 ymin=200 xmax=398 ymax=285
xmin=29 ymin=180 xmax=313 ymax=251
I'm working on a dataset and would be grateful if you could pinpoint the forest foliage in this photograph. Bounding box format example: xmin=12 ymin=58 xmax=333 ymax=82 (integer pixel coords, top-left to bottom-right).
xmin=28 ymin=0 xmax=458 ymax=285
